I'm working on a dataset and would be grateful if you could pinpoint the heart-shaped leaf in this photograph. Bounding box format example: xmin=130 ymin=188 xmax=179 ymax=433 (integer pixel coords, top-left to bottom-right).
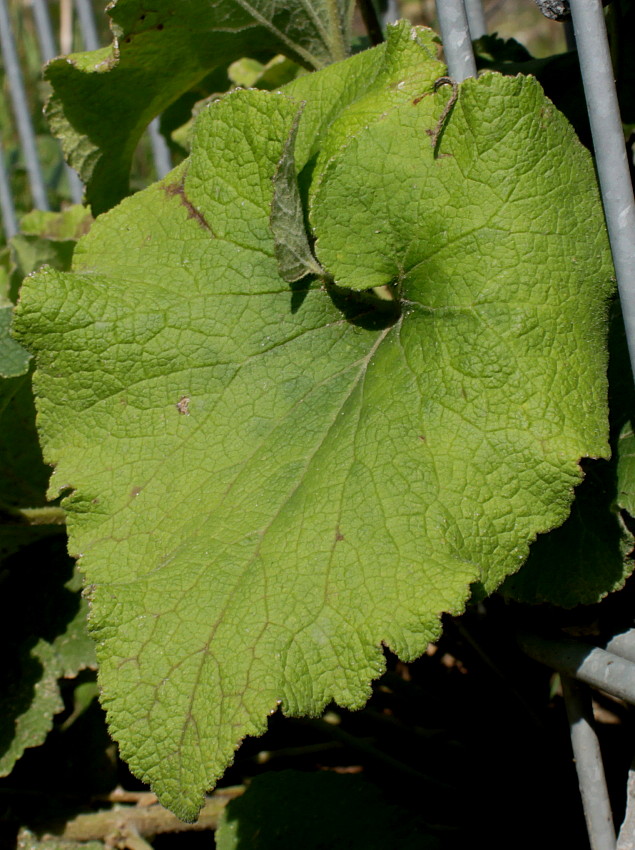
xmin=14 ymin=25 xmax=613 ymax=819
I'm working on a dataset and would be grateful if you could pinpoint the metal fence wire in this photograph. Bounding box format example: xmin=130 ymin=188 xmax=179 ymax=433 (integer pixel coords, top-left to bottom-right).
xmin=1 ymin=1 xmax=635 ymax=848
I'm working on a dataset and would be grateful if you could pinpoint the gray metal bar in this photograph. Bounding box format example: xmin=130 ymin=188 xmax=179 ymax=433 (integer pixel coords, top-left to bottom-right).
xmin=519 ymin=633 xmax=635 ymax=705
xmin=0 ymin=0 xmax=49 ymax=210
xmin=74 ymin=0 xmax=99 ymax=51
xmin=605 ymin=629 xmax=635 ymax=665
xmin=0 ymin=132 xmax=18 ymax=239
xmin=381 ymin=0 xmax=400 ymax=27
xmin=568 ymin=0 xmax=635 ymax=385
xmin=436 ymin=0 xmax=477 ymax=81
xmin=31 ymin=0 xmax=84 ymax=204
xmin=617 ymin=756 xmax=635 ymax=850
xmin=562 ymin=677 xmax=616 ymax=850
xmin=464 ymin=0 xmax=487 ymax=39
xmin=148 ymin=118 xmax=172 ymax=179
xmin=31 ymin=0 xmax=56 ymax=63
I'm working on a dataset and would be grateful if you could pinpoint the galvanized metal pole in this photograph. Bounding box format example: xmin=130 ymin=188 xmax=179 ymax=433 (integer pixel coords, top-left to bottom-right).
xmin=436 ymin=0 xmax=477 ymax=81
xmin=0 ymin=133 xmax=18 ymax=239
xmin=519 ymin=633 xmax=635 ymax=705
xmin=147 ymin=118 xmax=173 ymax=179
xmin=464 ymin=0 xmax=487 ymax=39
xmin=604 ymin=629 xmax=635 ymax=849
xmin=74 ymin=0 xmax=99 ymax=51
xmin=568 ymin=0 xmax=635 ymax=384
xmin=617 ymin=756 xmax=635 ymax=850
xmin=0 ymin=0 xmax=49 ymax=210
xmin=605 ymin=629 xmax=635 ymax=664
xmin=562 ymin=677 xmax=616 ymax=850
xmin=31 ymin=0 xmax=84 ymax=204
xmin=31 ymin=0 xmax=57 ymax=64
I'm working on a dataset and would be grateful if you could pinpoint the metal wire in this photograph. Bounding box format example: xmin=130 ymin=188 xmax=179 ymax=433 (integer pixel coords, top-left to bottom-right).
xmin=0 ymin=131 xmax=18 ymax=238
xmin=464 ymin=0 xmax=487 ymax=39
xmin=562 ymin=677 xmax=617 ymax=850
xmin=522 ymin=631 xmax=635 ymax=848
xmin=568 ymin=0 xmax=635 ymax=386
xmin=435 ymin=0 xmax=477 ymax=80
xmin=31 ymin=0 xmax=57 ymax=63
xmin=605 ymin=629 xmax=635 ymax=664
xmin=31 ymin=0 xmax=83 ymax=204
xmin=74 ymin=0 xmax=99 ymax=51
xmin=519 ymin=633 xmax=635 ymax=706
xmin=617 ymin=756 xmax=635 ymax=850
xmin=0 ymin=0 xmax=49 ymax=211
xmin=148 ymin=118 xmax=173 ymax=180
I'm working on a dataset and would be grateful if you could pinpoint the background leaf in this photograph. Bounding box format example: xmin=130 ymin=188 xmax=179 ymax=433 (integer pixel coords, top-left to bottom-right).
xmin=46 ymin=0 xmax=356 ymax=214
xmin=8 ymin=206 xmax=92 ymax=303
xmin=0 ymin=539 xmax=96 ymax=777
xmin=215 ymin=770 xmax=439 ymax=849
xmin=0 ymin=306 xmax=30 ymax=378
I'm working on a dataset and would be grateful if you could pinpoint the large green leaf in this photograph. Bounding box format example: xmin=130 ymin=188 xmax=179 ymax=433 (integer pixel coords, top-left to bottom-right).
xmin=15 ymin=26 xmax=613 ymax=819
xmin=46 ymin=0 xmax=356 ymax=214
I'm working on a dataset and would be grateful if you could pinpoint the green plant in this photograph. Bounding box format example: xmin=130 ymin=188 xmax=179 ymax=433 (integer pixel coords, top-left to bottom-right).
xmin=3 ymin=1 xmax=635 ymax=845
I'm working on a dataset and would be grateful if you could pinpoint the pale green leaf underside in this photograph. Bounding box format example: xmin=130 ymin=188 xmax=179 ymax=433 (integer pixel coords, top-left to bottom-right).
xmin=15 ymin=27 xmax=612 ymax=820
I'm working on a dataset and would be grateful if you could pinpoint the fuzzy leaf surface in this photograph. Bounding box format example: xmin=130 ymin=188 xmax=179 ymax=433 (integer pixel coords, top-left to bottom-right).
xmin=46 ymin=0 xmax=355 ymax=214
xmin=15 ymin=35 xmax=613 ymax=819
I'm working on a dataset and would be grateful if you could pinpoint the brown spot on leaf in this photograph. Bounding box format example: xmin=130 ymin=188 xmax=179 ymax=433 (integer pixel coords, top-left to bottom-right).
xmin=418 ymin=434 xmax=426 ymax=441
xmin=163 ymin=177 xmax=212 ymax=232
xmin=177 ymin=396 xmax=190 ymax=415
xmin=130 ymin=487 xmax=142 ymax=498
xmin=335 ymin=527 xmax=344 ymax=542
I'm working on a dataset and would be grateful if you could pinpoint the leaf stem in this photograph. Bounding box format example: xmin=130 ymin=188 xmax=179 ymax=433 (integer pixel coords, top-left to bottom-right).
xmin=326 ymin=0 xmax=351 ymax=60
xmin=39 ymin=787 xmax=244 ymax=841
xmin=357 ymin=0 xmax=385 ymax=46
xmin=427 ymin=77 xmax=459 ymax=154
